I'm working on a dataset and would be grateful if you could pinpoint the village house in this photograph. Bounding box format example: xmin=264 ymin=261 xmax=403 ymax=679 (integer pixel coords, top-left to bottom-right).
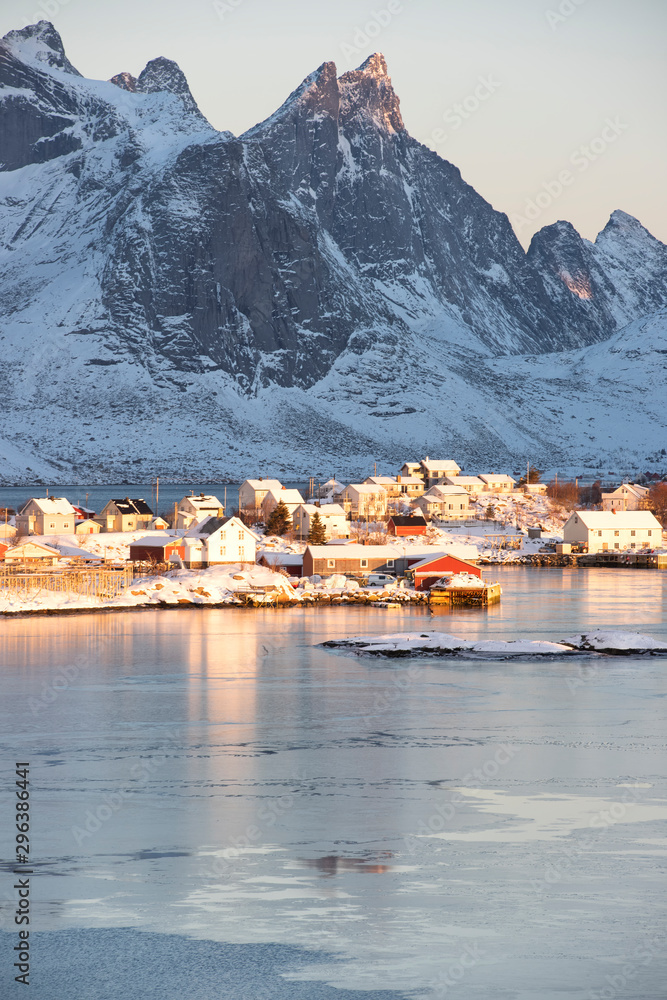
xmin=395 ymin=475 xmax=425 ymax=498
xmin=97 ymin=498 xmax=153 ymax=532
xmin=440 ymin=475 xmax=485 ymax=495
xmin=387 ymin=514 xmax=428 ymax=536
xmin=181 ymin=515 xmax=257 ymax=568
xmin=303 ymin=543 xmax=405 ymax=578
xmin=410 ymin=553 xmax=482 ymax=590
xmin=238 ymin=479 xmax=283 ymax=515
xmin=420 ymin=458 xmax=461 ymax=487
xmin=257 ymin=551 xmax=304 ymax=575
xmin=3 ymin=540 xmax=61 ymax=565
xmin=176 ymin=493 xmax=224 ymax=529
xmin=563 ymin=510 xmax=662 ymax=553
xmin=363 ymin=476 xmax=402 ymax=498
xmin=601 ymin=483 xmax=650 ymax=511
xmin=292 ymin=503 xmax=349 ymax=540
xmin=261 ymin=488 xmax=305 ymax=520
xmin=340 ymin=484 xmax=388 ymax=518
xmin=414 ymin=485 xmax=470 ymax=519
xmin=74 ymin=518 xmax=102 ymax=535
xmin=399 ymin=462 xmax=423 ymax=481
xmin=129 ymin=535 xmax=186 ymax=564
xmin=478 ymin=474 xmax=517 ymax=493
xmin=315 ymin=478 xmax=344 ymax=499
xmin=16 ymin=497 xmax=77 ymax=535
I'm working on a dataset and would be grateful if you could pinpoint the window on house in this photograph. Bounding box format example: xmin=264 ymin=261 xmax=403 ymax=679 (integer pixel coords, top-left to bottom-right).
xmin=448 ymin=504 xmax=453 ymax=510
xmin=387 ymin=559 xmax=395 ymax=567
xmin=614 ymin=530 xmax=619 ymax=536
xmin=238 ymin=531 xmax=243 ymax=539
xmin=327 ymin=559 xmax=335 ymax=568
xmin=648 ymin=530 xmax=652 ymax=536
xmin=361 ymin=558 xmax=368 ymax=568
xmin=49 ymin=523 xmax=55 ymax=528
xmin=598 ymin=531 xmax=602 ymax=536
xmin=63 ymin=522 xmax=69 ymax=528
xmin=221 ymin=547 xmax=226 ymax=557
xmin=221 ymin=531 xmax=226 ymax=540
xmin=614 ymin=543 xmax=620 ymax=549
xmin=631 ymin=530 xmax=636 ymax=536
xmin=630 ymin=543 xmax=636 ymax=549
xmin=239 ymin=547 xmax=244 ymax=557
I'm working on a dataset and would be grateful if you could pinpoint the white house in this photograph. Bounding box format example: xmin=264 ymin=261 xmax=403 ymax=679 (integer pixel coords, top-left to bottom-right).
xmin=181 ymin=515 xmax=257 ymax=568
xmin=414 ymin=485 xmax=470 ymax=519
xmin=16 ymin=497 xmax=77 ymax=535
xmin=261 ymin=488 xmax=305 ymax=520
xmin=563 ymin=510 xmax=662 ymax=553
xmin=478 ymin=474 xmax=517 ymax=493
xmin=3 ymin=540 xmax=61 ymax=565
xmin=176 ymin=493 xmax=224 ymax=529
xmin=395 ymin=475 xmax=425 ymax=498
xmin=98 ymin=498 xmax=153 ymax=532
xmin=420 ymin=458 xmax=461 ymax=487
xmin=601 ymin=483 xmax=650 ymax=511
xmin=364 ymin=476 xmax=402 ymax=497
xmin=399 ymin=462 xmax=423 ymax=480
xmin=238 ymin=479 xmax=283 ymax=513
xmin=441 ymin=475 xmax=485 ymax=495
xmin=292 ymin=503 xmax=349 ymax=540
xmin=340 ymin=484 xmax=388 ymax=517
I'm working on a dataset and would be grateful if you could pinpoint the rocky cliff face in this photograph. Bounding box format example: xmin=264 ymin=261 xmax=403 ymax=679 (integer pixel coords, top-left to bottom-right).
xmin=0 ymin=21 xmax=666 ymax=481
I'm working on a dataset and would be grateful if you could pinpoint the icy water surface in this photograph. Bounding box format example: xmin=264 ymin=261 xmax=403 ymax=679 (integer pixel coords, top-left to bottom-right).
xmin=1 ymin=567 xmax=666 ymax=999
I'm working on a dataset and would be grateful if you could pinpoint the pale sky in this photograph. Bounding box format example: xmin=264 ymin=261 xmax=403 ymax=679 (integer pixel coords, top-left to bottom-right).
xmin=2 ymin=0 xmax=665 ymax=247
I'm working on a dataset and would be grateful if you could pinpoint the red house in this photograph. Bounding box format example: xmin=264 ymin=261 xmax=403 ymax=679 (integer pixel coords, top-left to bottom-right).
xmin=0 ymin=541 xmax=9 ymax=561
xmin=387 ymin=515 xmax=428 ymax=536
xmin=411 ymin=552 xmax=481 ymax=590
xmin=129 ymin=536 xmax=185 ymax=564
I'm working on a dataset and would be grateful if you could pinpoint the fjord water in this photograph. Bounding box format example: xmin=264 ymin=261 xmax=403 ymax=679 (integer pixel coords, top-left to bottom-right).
xmin=1 ymin=567 xmax=666 ymax=999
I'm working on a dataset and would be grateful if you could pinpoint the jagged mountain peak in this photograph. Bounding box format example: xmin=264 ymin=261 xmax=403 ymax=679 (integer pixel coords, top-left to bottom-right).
xmin=595 ymin=209 xmax=659 ymax=250
xmin=110 ymin=71 xmax=138 ymax=92
xmin=243 ymin=61 xmax=339 ymax=137
xmin=134 ymin=56 xmax=204 ymax=117
xmin=338 ymin=52 xmax=404 ymax=133
xmin=1 ymin=20 xmax=81 ymax=76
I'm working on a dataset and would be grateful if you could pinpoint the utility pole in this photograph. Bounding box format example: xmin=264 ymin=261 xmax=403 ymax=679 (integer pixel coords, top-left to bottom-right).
xmin=156 ymin=477 xmax=159 ymax=514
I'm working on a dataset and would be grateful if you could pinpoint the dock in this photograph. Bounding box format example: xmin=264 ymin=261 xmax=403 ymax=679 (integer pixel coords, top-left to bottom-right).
xmin=428 ymin=582 xmax=501 ymax=606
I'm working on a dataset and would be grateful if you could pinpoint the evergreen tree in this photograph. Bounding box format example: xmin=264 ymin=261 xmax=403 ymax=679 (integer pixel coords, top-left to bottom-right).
xmin=307 ymin=511 xmax=327 ymax=544
xmin=485 ymin=504 xmax=496 ymax=521
xmin=266 ymin=499 xmax=292 ymax=536
xmin=518 ymin=467 xmax=543 ymax=487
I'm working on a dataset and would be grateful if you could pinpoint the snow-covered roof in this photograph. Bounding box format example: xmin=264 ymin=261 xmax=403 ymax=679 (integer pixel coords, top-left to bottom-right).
xmin=19 ymin=497 xmax=76 ymax=515
xmin=265 ymin=488 xmax=305 ymax=504
xmin=479 ymin=474 xmax=516 ymax=484
xmin=296 ymin=503 xmax=346 ymax=516
xmin=365 ymin=476 xmax=397 ymax=485
xmin=5 ymin=541 xmax=61 ymax=557
xmin=130 ymin=534 xmax=182 ymax=547
xmin=180 ymin=493 xmax=223 ymax=509
xmin=444 ymin=476 xmax=484 ymax=487
xmin=242 ymin=479 xmax=283 ymax=491
xmin=423 ymin=485 xmax=469 ymax=497
xmin=567 ymin=511 xmax=661 ymax=529
xmin=421 ymin=460 xmax=461 ymax=472
xmin=410 ymin=551 xmax=479 ymax=571
xmin=395 ymin=476 xmax=424 ymax=485
xmin=345 ymin=483 xmax=387 ymax=494
xmin=602 ymin=483 xmax=649 ymax=498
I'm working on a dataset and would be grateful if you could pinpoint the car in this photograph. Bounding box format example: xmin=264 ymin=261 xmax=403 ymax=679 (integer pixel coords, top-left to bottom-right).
xmin=366 ymin=573 xmax=396 ymax=587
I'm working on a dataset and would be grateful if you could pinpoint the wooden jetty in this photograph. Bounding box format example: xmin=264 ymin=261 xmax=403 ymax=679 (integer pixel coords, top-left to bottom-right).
xmin=428 ymin=581 xmax=501 ymax=606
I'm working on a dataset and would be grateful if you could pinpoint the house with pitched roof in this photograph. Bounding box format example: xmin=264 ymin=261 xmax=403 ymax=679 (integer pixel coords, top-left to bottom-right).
xmin=563 ymin=510 xmax=662 ymax=553
xmin=478 ymin=474 xmax=517 ymax=493
xmin=181 ymin=515 xmax=258 ymax=568
xmin=292 ymin=503 xmax=349 ymax=540
xmin=238 ymin=479 xmax=283 ymax=514
xmin=340 ymin=484 xmax=388 ymax=517
xmin=601 ymin=483 xmax=650 ymax=511
xmin=261 ymin=488 xmax=305 ymax=520
xmin=16 ymin=497 xmax=76 ymax=535
xmin=414 ymin=485 xmax=470 ymax=519
xmin=420 ymin=458 xmax=461 ymax=487
xmin=98 ymin=498 xmax=153 ymax=532
xmin=176 ymin=493 xmax=224 ymax=529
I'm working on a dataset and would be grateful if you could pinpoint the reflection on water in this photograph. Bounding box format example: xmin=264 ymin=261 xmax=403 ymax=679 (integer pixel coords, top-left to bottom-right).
xmin=298 ymin=854 xmax=394 ymax=876
xmin=1 ymin=567 xmax=666 ymax=999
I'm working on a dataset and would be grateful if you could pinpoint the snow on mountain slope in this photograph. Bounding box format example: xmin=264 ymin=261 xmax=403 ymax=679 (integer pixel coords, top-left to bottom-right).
xmin=0 ymin=21 xmax=666 ymax=482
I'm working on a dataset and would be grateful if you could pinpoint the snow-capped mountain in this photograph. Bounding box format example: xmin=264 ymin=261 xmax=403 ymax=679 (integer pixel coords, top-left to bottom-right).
xmin=0 ymin=21 xmax=665 ymax=483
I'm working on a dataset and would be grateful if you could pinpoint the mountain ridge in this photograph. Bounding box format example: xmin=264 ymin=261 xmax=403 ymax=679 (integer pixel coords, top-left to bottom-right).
xmin=0 ymin=21 xmax=665 ymax=482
